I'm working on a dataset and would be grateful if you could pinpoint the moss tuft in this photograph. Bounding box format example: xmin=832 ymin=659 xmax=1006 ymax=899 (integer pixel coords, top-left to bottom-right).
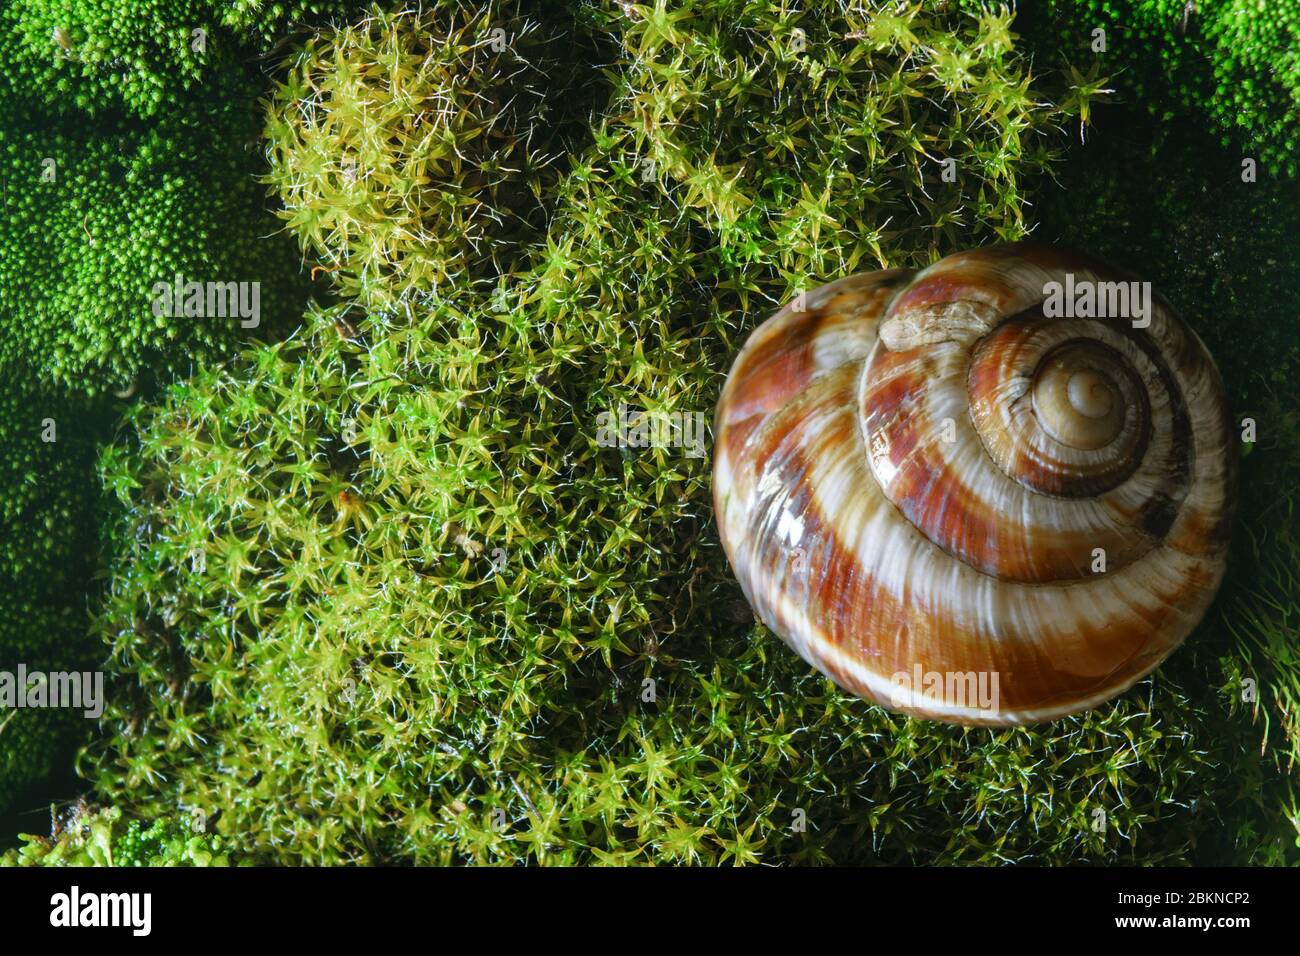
xmin=262 ymin=2 xmax=588 ymax=314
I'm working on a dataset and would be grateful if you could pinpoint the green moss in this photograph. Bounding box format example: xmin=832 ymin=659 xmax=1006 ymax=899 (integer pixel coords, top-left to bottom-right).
xmin=0 ymin=86 xmax=310 ymax=393
xmin=0 ymin=0 xmax=372 ymax=117
xmin=595 ymin=0 xmax=1072 ymax=272
xmin=1 ymin=803 xmax=229 ymax=866
xmin=1007 ymin=2 xmax=1300 ymax=815
xmin=1029 ymin=1 xmax=1300 ymax=176
xmin=261 ymin=2 xmax=589 ymax=313
xmin=1214 ymin=393 xmax=1300 ymax=785
xmin=73 ymin=1 xmax=1287 ymax=865
xmin=0 ymin=606 xmax=90 ymax=817
xmin=0 ymin=0 xmax=1266 ymax=865
xmin=223 ymin=1 xmax=375 ymax=44
xmin=0 ymin=371 xmax=109 ymax=814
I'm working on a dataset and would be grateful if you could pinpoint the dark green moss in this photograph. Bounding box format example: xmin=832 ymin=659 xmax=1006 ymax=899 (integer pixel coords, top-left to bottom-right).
xmin=0 ymin=370 xmax=111 ymax=815
xmin=1033 ymin=111 xmax=1300 ymax=406
xmin=1032 ymin=100 xmax=1300 ymax=845
xmin=0 ymin=83 xmax=312 ymax=393
xmin=1026 ymin=1 xmax=1300 ymax=177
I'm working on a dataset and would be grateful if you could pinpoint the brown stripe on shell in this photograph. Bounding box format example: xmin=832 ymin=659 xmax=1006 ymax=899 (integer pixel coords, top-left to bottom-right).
xmin=714 ymin=271 xmax=912 ymax=467
xmin=880 ymin=243 xmax=1119 ymax=350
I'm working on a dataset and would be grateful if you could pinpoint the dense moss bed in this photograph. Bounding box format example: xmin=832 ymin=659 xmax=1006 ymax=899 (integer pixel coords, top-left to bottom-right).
xmin=2 ymin=1 xmax=1297 ymax=865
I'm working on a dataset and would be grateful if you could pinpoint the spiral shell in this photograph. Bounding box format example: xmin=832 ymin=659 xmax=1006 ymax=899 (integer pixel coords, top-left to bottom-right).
xmin=713 ymin=243 xmax=1237 ymax=725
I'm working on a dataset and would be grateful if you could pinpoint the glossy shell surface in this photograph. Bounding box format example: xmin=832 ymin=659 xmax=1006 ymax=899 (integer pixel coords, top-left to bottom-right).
xmin=713 ymin=243 xmax=1236 ymax=725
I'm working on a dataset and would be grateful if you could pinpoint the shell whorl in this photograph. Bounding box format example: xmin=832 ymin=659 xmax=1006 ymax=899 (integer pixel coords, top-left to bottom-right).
xmin=713 ymin=243 xmax=1236 ymax=726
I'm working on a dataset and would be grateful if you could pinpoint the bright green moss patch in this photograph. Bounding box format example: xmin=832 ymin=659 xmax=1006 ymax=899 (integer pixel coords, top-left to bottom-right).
xmin=0 ymin=89 xmax=310 ymax=393
xmin=1 ymin=803 xmax=228 ymax=866
xmin=598 ymin=0 xmax=1077 ymax=274
xmin=0 ymin=0 xmax=231 ymax=117
xmin=262 ymin=2 xmax=594 ymax=313
xmin=0 ymin=0 xmax=373 ymax=117
xmin=86 ymin=291 xmax=1277 ymax=863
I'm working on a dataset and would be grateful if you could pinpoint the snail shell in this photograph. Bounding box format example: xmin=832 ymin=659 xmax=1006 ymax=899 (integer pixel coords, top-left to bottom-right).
xmin=713 ymin=243 xmax=1236 ymax=725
